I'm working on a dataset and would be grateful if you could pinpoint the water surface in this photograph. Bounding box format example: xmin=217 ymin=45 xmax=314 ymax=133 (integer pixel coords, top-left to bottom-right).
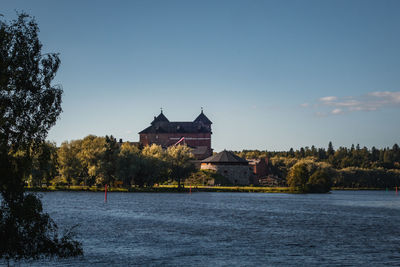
xmin=20 ymin=191 xmax=400 ymax=266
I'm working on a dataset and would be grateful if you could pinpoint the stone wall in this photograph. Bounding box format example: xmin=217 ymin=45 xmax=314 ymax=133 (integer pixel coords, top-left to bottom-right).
xmin=200 ymin=163 xmax=253 ymax=185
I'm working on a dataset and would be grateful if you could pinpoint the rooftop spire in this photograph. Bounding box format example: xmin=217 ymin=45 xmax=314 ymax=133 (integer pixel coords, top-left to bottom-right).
xmin=194 ymin=109 xmax=212 ymax=124
xmin=151 ymin=109 xmax=169 ymax=125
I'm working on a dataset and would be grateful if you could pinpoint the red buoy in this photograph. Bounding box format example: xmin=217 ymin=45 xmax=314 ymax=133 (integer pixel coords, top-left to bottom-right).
xmin=105 ymin=184 xmax=108 ymax=202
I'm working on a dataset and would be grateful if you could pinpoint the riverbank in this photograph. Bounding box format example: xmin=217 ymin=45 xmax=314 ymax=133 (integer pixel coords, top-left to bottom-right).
xmin=26 ymin=185 xmax=291 ymax=193
xmin=25 ymin=185 xmax=393 ymax=193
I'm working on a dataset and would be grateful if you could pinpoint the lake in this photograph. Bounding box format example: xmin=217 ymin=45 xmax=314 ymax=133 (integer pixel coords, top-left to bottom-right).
xmin=18 ymin=191 xmax=400 ymax=266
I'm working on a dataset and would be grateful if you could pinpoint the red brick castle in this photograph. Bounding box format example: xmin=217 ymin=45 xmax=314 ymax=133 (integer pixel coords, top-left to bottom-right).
xmin=139 ymin=110 xmax=213 ymax=159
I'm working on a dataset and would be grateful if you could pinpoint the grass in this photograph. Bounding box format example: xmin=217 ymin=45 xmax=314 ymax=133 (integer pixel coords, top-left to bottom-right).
xmin=170 ymin=185 xmax=290 ymax=193
xmin=331 ymin=187 xmax=392 ymax=191
xmin=26 ymin=185 xmax=392 ymax=193
xmin=26 ymin=185 xmax=292 ymax=193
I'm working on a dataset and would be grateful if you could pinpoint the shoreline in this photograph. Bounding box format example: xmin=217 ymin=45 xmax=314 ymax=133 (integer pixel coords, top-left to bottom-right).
xmin=26 ymin=185 xmax=290 ymax=193
xmin=25 ymin=185 xmax=390 ymax=193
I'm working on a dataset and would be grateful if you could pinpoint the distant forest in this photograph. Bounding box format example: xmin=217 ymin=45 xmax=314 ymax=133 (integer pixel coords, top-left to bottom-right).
xmin=237 ymin=142 xmax=400 ymax=169
xmin=24 ymin=137 xmax=400 ymax=189
xmin=235 ymin=142 xmax=400 ymax=188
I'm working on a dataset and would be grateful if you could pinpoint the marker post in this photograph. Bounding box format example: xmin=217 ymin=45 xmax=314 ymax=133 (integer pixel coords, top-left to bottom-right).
xmin=105 ymin=184 xmax=108 ymax=202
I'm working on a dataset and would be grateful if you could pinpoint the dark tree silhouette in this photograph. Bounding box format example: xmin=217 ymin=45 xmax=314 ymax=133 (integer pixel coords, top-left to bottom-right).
xmin=327 ymin=141 xmax=334 ymax=157
xmin=0 ymin=13 xmax=82 ymax=262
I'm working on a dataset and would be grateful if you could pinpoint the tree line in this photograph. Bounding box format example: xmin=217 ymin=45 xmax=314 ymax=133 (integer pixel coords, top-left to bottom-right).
xmin=31 ymin=139 xmax=400 ymax=190
xmin=237 ymin=142 xmax=400 ymax=169
xmin=235 ymin=142 xmax=400 ymax=189
xmin=29 ymin=135 xmax=195 ymax=188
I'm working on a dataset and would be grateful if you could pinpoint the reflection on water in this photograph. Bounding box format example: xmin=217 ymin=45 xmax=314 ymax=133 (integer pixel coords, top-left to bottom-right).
xmin=20 ymin=191 xmax=400 ymax=266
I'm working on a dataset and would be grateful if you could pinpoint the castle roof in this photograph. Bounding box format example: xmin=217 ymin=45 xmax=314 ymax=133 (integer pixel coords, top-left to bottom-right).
xmin=139 ymin=111 xmax=212 ymax=134
xmin=201 ymin=150 xmax=248 ymax=164
xmin=151 ymin=112 xmax=169 ymax=125
xmin=139 ymin=122 xmax=211 ymax=134
xmin=194 ymin=111 xmax=212 ymax=125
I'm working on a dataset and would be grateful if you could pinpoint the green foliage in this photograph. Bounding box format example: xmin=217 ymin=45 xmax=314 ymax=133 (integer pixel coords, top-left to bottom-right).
xmin=97 ymin=135 xmax=119 ymax=186
xmin=0 ymin=193 xmax=83 ymax=261
xmin=235 ymin=141 xmax=400 ymax=189
xmin=140 ymin=144 xmax=168 ymax=187
xmin=57 ymin=135 xmax=120 ymax=186
xmin=54 ymin=139 xmax=196 ymax=189
xmin=269 ymin=156 xmax=299 ymax=179
xmin=306 ymin=169 xmax=332 ymax=193
xmin=185 ymin=170 xmax=232 ymax=186
xmin=334 ymin=168 xmax=400 ymax=188
xmin=240 ymin=142 xmax=400 ymax=171
xmin=30 ymin=141 xmax=58 ymax=187
xmin=287 ymin=163 xmax=309 ymax=192
xmin=327 ymin=141 xmax=334 ymax=157
xmin=52 ymin=138 xmax=400 ymax=191
xmin=58 ymin=140 xmax=84 ymax=186
xmin=117 ymin=142 xmax=140 ymax=187
xmin=236 ymin=149 xmax=268 ymax=159
xmin=53 ymin=139 xmax=400 ymax=191
xmin=287 ymin=159 xmax=333 ymax=193
xmin=165 ymin=145 xmax=195 ymax=188
xmin=0 ymin=13 xmax=62 ymax=150
xmin=0 ymin=13 xmax=82 ymax=261
xmin=78 ymin=135 xmax=106 ymax=185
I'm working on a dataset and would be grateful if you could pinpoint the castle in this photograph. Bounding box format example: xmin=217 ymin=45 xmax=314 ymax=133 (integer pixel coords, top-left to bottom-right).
xmin=139 ymin=110 xmax=213 ymax=160
xmin=138 ymin=110 xmax=270 ymax=185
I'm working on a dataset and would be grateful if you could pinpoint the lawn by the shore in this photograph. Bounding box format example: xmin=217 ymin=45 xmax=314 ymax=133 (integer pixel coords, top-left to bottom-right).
xmin=25 ymin=185 xmax=391 ymax=193
xmin=26 ymin=185 xmax=292 ymax=193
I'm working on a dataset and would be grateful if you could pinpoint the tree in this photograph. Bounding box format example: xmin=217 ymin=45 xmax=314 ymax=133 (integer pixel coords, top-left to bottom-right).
xmin=288 ymin=148 xmax=295 ymax=157
xmin=371 ymin=146 xmax=379 ymax=162
xmin=0 ymin=13 xmax=82 ymax=262
xmin=287 ymin=162 xmax=309 ymax=192
xmin=165 ymin=145 xmax=195 ymax=188
xmin=310 ymin=145 xmax=317 ymax=157
xmin=299 ymin=147 xmax=305 ymax=158
xmin=327 ymin=141 xmax=334 ymax=157
xmin=30 ymin=141 xmax=58 ymax=187
xmin=317 ymin=148 xmax=326 ymax=160
xmin=393 ymin=144 xmax=400 ymax=162
xmin=306 ymin=169 xmax=332 ymax=193
xmin=58 ymin=140 xmax=84 ymax=186
xmin=287 ymin=160 xmax=333 ymax=193
xmin=141 ymin=144 xmax=168 ymax=186
xmin=383 ymin=149 xmax=394 ymax=169
xmin=77 ymin=135 xmax=105 ymax=186
xmin=117 ymin=142 xmax=140 ymax=188
xmin=99 ymin=135 xmax=119 ymax=186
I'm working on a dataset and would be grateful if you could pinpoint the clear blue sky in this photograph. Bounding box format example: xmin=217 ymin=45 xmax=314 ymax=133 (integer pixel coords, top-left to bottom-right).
xmin=2 ymin=0 xmax=400 ymax=151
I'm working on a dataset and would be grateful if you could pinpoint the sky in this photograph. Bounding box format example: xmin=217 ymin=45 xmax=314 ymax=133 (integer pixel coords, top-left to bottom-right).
xmin=2 ymin=0 xmax=400 ymax=151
